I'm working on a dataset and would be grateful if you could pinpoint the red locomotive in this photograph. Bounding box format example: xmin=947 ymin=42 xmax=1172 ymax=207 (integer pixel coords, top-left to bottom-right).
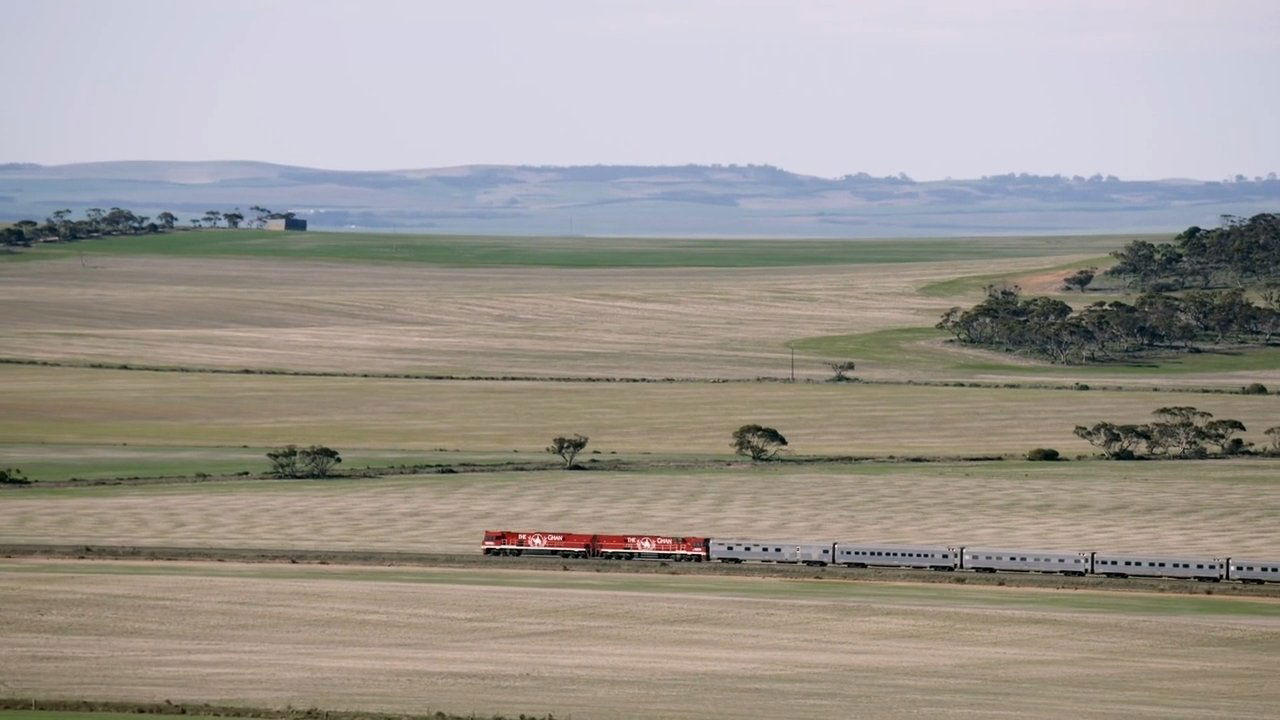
xmin=483 ymin=529 xmax=707 ymax=561
xmin=482 ymin=530 xmax=595 ymax=558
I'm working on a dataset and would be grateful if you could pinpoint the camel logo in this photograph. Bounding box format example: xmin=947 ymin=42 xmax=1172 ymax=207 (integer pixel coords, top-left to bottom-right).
xmin=637 ymin=537 xmax=655 ymax=551
xmin=529 ymin=534 xmax=547 ymax=547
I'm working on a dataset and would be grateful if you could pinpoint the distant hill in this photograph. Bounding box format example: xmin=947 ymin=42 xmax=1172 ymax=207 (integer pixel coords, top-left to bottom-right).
xmin=1 ymin=161 xmax=1277 ymax=237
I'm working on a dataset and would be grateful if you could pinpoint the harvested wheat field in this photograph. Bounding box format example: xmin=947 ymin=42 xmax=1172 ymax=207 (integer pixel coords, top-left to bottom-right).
xmin=3 ymin=461 xmax=1277 ymax=556
xmin=0 ymin=252 xmax=1091 ymax=380
xmin=1 ymin=561 xmax=1277 ymax=720
xmin=3 ymin=365 xmax=1278 ymax=455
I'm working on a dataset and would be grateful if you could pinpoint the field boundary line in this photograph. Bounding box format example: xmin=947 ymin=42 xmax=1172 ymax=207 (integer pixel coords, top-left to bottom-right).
xmin=0 ymin=697 xmax=547 ymax=720
xmin=0 ymin=357 xmax=1258 ymax=395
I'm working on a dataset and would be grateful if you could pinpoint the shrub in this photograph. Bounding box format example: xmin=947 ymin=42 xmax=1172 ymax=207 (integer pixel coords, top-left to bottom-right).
xmin=546 ymin=434 xmax=589 ymax=468
xmin=731 ymin=424 xmax=788 ymax=461
xmin=828 ymin=360 xmax=857 ymax=382
xmin=0 ymin=467 xmax=32 ymax=485
xmin=1026 ymin=448 xmax=1060 ymax=461
xmin=266 ymin=445 xmax=342 ymax=478
xmin=1241 ymin=383 xmax=1269 ymax=395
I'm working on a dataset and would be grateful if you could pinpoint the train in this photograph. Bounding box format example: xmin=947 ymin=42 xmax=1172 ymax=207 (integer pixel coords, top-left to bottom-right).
xmin=481 ymin=529 xmax=1280 ymax=584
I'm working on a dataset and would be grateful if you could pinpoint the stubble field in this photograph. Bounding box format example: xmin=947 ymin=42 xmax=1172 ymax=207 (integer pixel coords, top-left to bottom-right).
xmin=3 ymin=461 xmax=1278 ymax=556
xmin=5 ymin=231 xmax=1280 ymax=719
xmin=3 ymin=365 xmax=1278 ymax=458
xmin=2 ymin=561 xmax=1277 ymax=720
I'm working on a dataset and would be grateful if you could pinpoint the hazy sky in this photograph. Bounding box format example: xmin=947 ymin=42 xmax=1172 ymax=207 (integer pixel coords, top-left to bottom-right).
xmin=2 ymin=0 xmax=1277 ymax=180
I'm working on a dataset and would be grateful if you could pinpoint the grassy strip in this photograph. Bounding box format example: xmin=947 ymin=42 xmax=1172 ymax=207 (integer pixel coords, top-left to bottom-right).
xmin=918 ymin=255 xmax=1113 ymax=297
xmin=0 ymin=699 xmax=550 ymax=720
xmin=1 ymin=229 xmax=1140 ymax=268
xmin=0 ymin=357 xmax=760 ymax=384
xmin=4 ymin=544 xmax=1279 ymax=600
xmin=2 ymin=355 xmax=1269 ymax=394
xmin=6 ymin=454 xmax=1026 ymax=489
xmin=791 ymin=328 xmax=1280 ymax=379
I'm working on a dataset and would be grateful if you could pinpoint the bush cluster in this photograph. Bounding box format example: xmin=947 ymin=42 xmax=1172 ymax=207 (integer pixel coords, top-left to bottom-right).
xmin=0 ymin=467 xmax=31 ymax=485
xmin=266 ymin=445 xmax=342 ymax=478
xmin=1105 ymin=213 xmax=1280 ymax=290
xmin=938 ymin=285 xmax=1280 ymax=364
xmin=1073 ymin=406 xmax=1273 ymax=459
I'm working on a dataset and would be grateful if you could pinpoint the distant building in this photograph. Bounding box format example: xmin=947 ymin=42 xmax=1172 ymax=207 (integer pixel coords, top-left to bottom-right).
xmin=266 ymin=217 xmax=307 ymax=231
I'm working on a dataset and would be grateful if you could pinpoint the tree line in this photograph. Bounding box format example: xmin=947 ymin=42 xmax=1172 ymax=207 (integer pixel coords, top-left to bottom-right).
xmin=2 ymin=205 xmax=297 ymax=246
xmin=1103 ymin=213 xmax=1280 ymax=291
xmin=1074 ymin=406 xmax=1279 ymax=460
xmin=938 ymin=285 xmax=1280 ymax=364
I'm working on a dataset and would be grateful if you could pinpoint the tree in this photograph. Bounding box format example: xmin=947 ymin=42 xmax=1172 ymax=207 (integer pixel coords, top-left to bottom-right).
xmin=202 ymin=210 xmax=223 ymax=228
xmin=14 ymin=220 xmax=39 ymax=242
xmin=85 ymin=208 xmax=105 ymax=233
xmin=156 ymin=211 xmax=178 ymax=230
xmin=223 ymin=210 xmax=245 ymax=229
xmin=732 ymin=424 xmax=788 ymax=461
xmin=300 ymin=445 xmax=342 ymax=477
xmin=1203 ymin=419 xmax=1247 ymax=455
xmin=1062 ymin=267 xmax=1096 ymax=292
xmin=1073 ymin=422 xmax=1145 ymax=459
xmin=546 ymin=434 xmax=589 ymax=468
xmin=266 ymin=445 xmax=303 ymax=478
xmin=1263 ymin=426 xmax=1280 ymax=455
xmin=1150 ymin=406 xmax=1213 ymax=457
xmin=828 ymin=360 xmax=856 ymax=382
xmin=249 ymin=205 xmax=272 ymax=228
xmin=1 ymin=227 xmax=29 ymax=247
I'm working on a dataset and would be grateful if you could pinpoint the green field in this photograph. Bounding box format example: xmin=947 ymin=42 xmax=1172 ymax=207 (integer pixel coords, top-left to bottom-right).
xmin=4 ymin=229 xmax=1140 ymax=267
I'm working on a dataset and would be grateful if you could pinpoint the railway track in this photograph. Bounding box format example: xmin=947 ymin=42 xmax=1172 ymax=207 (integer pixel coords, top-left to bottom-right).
xmin=4 ymin=543 xmax=1279 ymax=598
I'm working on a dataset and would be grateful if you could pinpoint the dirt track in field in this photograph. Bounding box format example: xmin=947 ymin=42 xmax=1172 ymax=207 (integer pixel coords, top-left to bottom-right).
xmin=3 ymin=462 xmax=1278 ymax=557
xmin=2 ymin=561 xmax=1277 ymax=720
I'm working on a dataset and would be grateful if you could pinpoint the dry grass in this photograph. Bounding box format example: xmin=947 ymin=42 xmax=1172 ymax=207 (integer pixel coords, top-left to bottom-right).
xmin=3 ymin=365 xmax=1277 ymax=455
xmin=2 ymin=561 xmax=1277 ymax=720
xmin=0 ymin=253 xmax=1080 ymax=380
xmin=3 ymin=461 xmax=1278 ymax=556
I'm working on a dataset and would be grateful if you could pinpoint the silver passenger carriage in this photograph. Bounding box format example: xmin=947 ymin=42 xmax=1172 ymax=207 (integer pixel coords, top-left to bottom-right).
xmin=710 ymin=539 xmax=835 ymax=566
xmin=834 ymin=543 xmax=960 ymax=570
xmin=963 ymin=547 xmax=1092 ymax=576
xmin=1229 ymin=558 xmax=1280 ymax=584
xmin=1093 ymin=553 xmax=1225 ymax=581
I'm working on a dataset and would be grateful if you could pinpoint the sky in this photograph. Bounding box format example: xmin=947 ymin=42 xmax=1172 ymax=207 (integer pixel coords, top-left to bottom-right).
xmin=1 ymin=0 xmax=1278 ymax=181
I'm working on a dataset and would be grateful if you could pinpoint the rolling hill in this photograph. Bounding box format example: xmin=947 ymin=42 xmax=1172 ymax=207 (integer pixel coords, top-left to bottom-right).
xmin=1 ymin=161 xmax=1277 ymax=236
